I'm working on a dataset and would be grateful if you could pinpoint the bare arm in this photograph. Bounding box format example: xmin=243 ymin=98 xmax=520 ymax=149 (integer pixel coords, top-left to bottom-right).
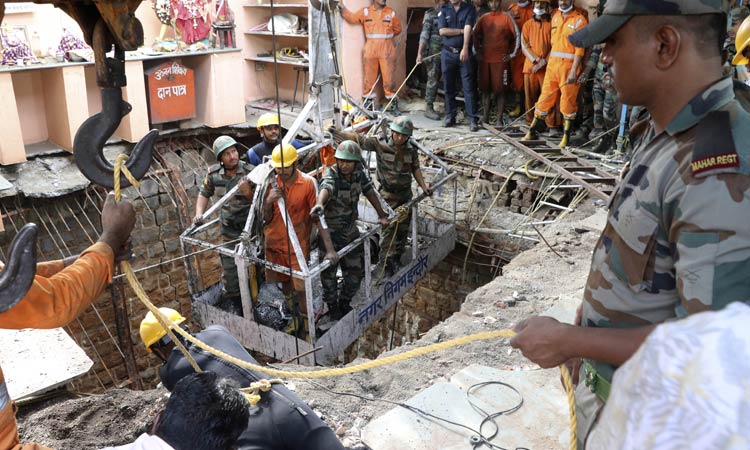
xmin=568 ymin=54 xmax=583 ymax=83
xmin=510 ymin=316 xmax=656 ymax=368
xmin=194 ymin=194 xmax=210 ymax=220
xmin=412 ymin=167 xmax=432 ymax=195
xmin=365 ymin=190 xmax=390 ymax=226
xmin=439 ymin=28 xmax=465 ymax=36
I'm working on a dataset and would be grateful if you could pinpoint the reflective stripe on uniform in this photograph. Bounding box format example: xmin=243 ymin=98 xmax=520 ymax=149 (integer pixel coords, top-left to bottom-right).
xmin=366 ymin=33 xmax=394 ymax=39
xmin=0 ymin=381 xmax=9 ymax=412
xmin=550 ymin=51 xmax=575 ymax=59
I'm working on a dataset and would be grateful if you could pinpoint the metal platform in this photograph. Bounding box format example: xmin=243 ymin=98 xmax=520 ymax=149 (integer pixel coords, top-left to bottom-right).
xmin=180 ymin=135 xmax=458 ymax=365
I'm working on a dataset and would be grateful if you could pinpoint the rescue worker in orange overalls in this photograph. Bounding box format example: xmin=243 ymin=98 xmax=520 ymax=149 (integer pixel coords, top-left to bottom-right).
xmin=521 ymin=0 xmax=560 ymax=129
xmin=263 ymin=144 xmax=338 ymax=340
xmin=507 ymin=0 xmax=534 ymax=118
xmin=0 ymin=193 xmax=135 ymax=450
xmin=523 ymin=0 xmax=587 ymax=148
xmin=341 ymin=0 xmax=403 ymax=114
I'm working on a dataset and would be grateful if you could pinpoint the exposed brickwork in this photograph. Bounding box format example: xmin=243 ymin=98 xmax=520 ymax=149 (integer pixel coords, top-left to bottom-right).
xmin=345 ymin=246 xmax=497 ymax=361
xmin=0 ymin=142 xmax=227 ymax=392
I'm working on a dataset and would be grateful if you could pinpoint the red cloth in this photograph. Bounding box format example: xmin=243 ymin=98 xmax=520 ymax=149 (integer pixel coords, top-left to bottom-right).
xmin=473 ymin=12 xmax=516 ymax=64
xmin=173 ymin=0 xmax=211 ymax=44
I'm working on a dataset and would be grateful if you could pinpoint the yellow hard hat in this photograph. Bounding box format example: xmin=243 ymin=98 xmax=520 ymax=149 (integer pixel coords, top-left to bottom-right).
xmin=257 ymin=112 xmax=280 ymax=130
xmin=734 ymin=16 xmax=750 ymax=66
xmin=139 ymin=307 xmax=187 ymax=351
xmin=341 ymin=100 xmax=353 ymax=113
xmin=271 ymin=143 xmax=298 ymax=168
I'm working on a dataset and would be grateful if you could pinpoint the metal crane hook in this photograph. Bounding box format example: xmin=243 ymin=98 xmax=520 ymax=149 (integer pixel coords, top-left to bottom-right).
xmin=0 ymin=223 xmax=38 ymax=314
xmin=73 ymin=19 xmax=159 ymax=189
xmin=73 ymin=88 xmax=159 ymax=189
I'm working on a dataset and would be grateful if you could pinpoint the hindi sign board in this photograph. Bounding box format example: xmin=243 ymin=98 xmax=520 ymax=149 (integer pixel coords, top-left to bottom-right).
xmin=145 ymin=60 xmax=196 ymax=124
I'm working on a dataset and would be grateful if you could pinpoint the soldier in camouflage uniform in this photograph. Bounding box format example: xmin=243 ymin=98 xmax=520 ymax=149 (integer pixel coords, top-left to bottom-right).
xmin=193 ymin=136 xmax=254 ymax=314
xmin=330 ymin=116 xmax=432 ymax=276
xmin=578 ymin=44 xmax=619 ymax=153
xmin=510 ymin=1 xmax=750 ymax=447
xmin=311 ymin=141 xmax=390 ymax=319
xmin=418 ymin=0 xmax=445 ymax=120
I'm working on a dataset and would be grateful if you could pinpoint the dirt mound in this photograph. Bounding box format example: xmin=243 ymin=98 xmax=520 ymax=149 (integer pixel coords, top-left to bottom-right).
xmin=17 ymin=388 xmax=167 ymax=450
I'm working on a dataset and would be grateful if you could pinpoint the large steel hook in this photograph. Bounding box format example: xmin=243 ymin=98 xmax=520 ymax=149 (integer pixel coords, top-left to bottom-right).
xmin=0 ymin=224 xmax=38 ymax=314
xmin=73 ymin=19 xmax=159 ymax=189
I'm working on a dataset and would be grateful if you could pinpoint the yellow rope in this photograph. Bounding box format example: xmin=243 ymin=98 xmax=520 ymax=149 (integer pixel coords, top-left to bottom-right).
xmin=560 ymin=364 xmax=577 ymax=449
xmin=241 ymin=378 xmax=283 ymax=406
xmin=111 ymin=156 xmax=577 ymax=449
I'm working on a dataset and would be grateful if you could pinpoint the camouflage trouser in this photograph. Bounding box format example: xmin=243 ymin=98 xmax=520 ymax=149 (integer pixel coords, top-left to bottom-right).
xmin=592 ymin=64 xmax=618 ymax=130
xmin=379 ymin=193 xmax=411 ymax=269
xmin=575 ymin=380 xmax=605 ymax=449
xmin=319 ymin=226 xmax=364 ymax=310
xmin=220 ymin=225 xmax=243 ymax=298
xmin=425 ymin=48 xmax=442 ymax=106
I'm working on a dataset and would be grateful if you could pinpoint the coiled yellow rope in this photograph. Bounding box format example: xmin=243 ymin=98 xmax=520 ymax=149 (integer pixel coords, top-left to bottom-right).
xmin=111 ymin=157 xmax=577 ymax=446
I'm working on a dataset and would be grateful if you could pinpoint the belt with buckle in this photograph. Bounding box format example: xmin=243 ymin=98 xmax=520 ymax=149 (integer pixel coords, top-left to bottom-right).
xmin=582 ymin=360 xmax=611 ymax=403
xmin=443 ymin=46 xmax=461 ymax=54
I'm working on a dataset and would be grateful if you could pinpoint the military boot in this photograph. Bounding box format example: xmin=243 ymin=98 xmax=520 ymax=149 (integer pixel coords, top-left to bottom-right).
xmin=559 ymin=119 xmax=573 ymax=148
xmin=363 ymin=97 xmax=375 ymax=111
xmin=592 ymin=133 xmax=614 ymax=154
xmin=388 ymin=98 xmax=402 ymax=116
xmin=524 ymin=117 xmax=545 ymax=140
xmin=424 ymin=103 xmax=441 ymax=120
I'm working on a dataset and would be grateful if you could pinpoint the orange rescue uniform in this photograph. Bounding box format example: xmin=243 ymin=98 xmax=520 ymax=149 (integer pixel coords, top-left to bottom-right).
xmin=507 ymin=2 xmax=533 ymax=92
xmin=0 ymin=242 xmax=114 ymax=450
xmin=473 ymin=11 xmax=517 ymax=93
xmin=533 ymin=7 xmax=587 ymax=120
xmin=264 ymin=171 xmax=318 ymax=296
xmin=342 ymin=6 xmax=402 ymax=99
xmin=521 ymin=16 xmax=559 ymax=127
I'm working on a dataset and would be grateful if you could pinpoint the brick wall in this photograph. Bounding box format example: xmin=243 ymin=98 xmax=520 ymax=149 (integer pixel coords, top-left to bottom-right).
xmin=0 ymin=142 xmax=227 ymax=392
xmin=345 ymin=245 xmax=496 ymax=361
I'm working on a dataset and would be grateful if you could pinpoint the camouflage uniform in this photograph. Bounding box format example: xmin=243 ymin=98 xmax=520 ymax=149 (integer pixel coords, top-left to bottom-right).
xmin=199 ymin=161 xmax=254 ymax=298
xmin=318 ymin=166 xmax=373 ymax=312
xmin=420 ymin=8 xmax=443 ymax=107
xmin=358 ymin=136 xmax=419 ymax=268
xmin=591 ymin=45 xmax=618 ymax=131
xmin=578 ymin=77 xmax=750 ymax=444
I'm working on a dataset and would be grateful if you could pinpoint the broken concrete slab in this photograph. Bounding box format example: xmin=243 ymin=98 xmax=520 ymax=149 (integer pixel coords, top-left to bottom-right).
xmin=10 ymin=156 xmax=90 ymax=198
xmin=575 ymin=208 xmax=608 ymax=234
xmin=362 ymin=364 xmax=569 ymax=450
xmin=0 ymin=328 xmax=93 ymax=400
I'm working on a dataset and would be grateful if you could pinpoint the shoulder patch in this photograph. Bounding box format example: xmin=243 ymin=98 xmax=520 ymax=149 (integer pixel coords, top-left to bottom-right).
xmin=691 ymin=110 xmax=740 ymax=177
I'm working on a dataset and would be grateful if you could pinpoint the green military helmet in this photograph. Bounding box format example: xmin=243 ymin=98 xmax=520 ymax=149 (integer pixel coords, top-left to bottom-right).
xmin=389 ymin=116 xmax=414 ymax=136
xmin=334 ymin=140 xmax=363 ymax=162
xmin=212 ymin=135 xmax=238 ymax=160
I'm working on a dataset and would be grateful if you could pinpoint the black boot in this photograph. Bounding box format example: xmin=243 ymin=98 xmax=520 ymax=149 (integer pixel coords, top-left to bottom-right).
xmin=424 ymin=103 xmax=441 ymax=120
xmin=388 ymin=97 xmax=402 ymax=115
xmin=592 ymin=133 xmax=614 ymax=154
xmin=524 ymin=117 xmax=544 ymax=140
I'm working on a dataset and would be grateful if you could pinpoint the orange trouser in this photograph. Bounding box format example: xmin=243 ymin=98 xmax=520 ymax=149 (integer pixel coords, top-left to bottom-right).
xmin=525 ymin=71 xmax=560 ymax=127
xmin=362 ymin=39 xmax=397 ymax=99
xmin=510 ymin=54 xmax=525 ymax=92
xmin=534 ymin=58 xmax=581 ymax=120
